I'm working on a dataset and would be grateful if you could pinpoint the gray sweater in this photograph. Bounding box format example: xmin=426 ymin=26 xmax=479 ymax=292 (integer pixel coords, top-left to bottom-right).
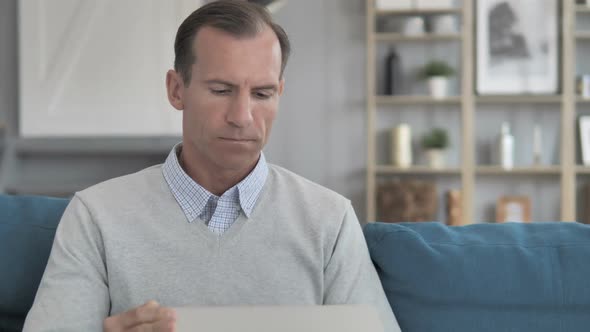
xmin=23 ymin=164 xmax=400 ymax=332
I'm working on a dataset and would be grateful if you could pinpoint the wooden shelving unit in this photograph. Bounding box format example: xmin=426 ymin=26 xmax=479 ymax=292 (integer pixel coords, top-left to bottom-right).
xmin=575 ymin=32 xmax=590 ymax=39
xmin=375 ymin=165 xmax=461 ymax=175
xmin=476 ymin=166 xmax=562 ymax=176
xmin=375 ymin=95 xmax=461 ymax=105
xmin=576 ymin=166 xmax=590 ymax=174
xmin=476 ymin=95 xmax=563 ymax=104
xmin=366 ymin=0 xmax=578 ymax=223
xmin=375 ymin=8 xmax=462 ymax=16
xmin=366 ymin=0 xmax=473 ymax=223
xmin=375 ymin=33 xmax=461 ymax=42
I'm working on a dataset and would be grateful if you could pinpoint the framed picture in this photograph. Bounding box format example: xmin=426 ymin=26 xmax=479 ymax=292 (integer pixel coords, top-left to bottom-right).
xmin=476 ymin=0 xmax=559 ymax=95
xmin=580 ymin=116 xmax=590 ymax=166
xmin=496 ymin=196 xmax=531 ymax=223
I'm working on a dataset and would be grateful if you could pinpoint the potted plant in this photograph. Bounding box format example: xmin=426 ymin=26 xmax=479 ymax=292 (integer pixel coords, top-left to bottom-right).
xmin=419 ymin=60 xmax=455 ymax=99
xmin=421 ymin=128 xmax=449 ymax=169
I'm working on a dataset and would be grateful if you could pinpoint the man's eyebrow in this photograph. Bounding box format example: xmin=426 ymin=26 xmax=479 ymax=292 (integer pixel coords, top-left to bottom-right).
xmin=253 ymin=84 xmax=278 ymax=91
xmin=205 ymin=79 xmax=235 ymax=87
xmin=205 ymin=80 xmax=277 ymax=91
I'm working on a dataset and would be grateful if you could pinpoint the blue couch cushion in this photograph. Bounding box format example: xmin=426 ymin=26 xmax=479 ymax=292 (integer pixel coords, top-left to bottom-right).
xmin=364 ymin=221 xmax=590 ymax=332
xmin=0 ymin=194 xmax=69 ymax=329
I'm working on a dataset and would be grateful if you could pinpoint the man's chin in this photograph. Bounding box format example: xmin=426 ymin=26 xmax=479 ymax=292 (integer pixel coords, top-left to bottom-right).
xmin=213 ymin=153 xmax=261 ymax=172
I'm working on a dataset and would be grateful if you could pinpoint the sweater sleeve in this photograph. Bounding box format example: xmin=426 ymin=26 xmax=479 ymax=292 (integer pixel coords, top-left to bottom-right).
xmin=323 ymin=203 xmax=401 ymax=332
xmin=23 ymin=195 xmax=110 ymax=332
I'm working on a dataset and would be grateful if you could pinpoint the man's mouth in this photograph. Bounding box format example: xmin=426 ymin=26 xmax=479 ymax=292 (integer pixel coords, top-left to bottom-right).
xmin=219 ymin=137 xmax=256 ymax=142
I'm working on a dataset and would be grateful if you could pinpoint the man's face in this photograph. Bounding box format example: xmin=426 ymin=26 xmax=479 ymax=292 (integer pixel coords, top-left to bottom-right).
xmin=179 ymin=26 xmax=284 ymax=172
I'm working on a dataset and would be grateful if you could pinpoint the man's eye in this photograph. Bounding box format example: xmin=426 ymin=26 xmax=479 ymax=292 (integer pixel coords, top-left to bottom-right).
xmin=254 ymin=92 xmax=271 ymax=99
xmin=211 ymin=89 xmax=230 ymax=95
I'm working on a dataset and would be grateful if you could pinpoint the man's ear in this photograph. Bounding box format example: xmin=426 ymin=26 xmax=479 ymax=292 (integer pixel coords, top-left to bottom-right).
xmin=166 ymin=70 xmax=184 ymax=111
xmin=278 ymin=78 xmax=285 ymax=96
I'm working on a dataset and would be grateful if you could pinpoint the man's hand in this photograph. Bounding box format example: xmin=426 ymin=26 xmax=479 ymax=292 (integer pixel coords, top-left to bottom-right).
xmin=103 ymin=300 xmax=176 ymax=332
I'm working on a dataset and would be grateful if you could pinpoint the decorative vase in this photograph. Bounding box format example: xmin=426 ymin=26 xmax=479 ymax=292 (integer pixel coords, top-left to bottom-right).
xmin=385 ymin=48 xmax=402 ymax=95
xmin=428 ymin=76 xmax=448 ymax=99
xmin=431 ymin=14 xmax=457 ymax=34
xmin=391 ymin=124 xmax=413 ymax=168
xmin=402 ymin=16 xmax=425 ymax=36
xmin=426 ymin=149 xmax=446 ymax=169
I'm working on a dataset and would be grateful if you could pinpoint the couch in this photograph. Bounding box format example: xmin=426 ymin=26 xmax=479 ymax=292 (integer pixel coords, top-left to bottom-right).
xmin=2 ymin=194 xmax=590 ymax=331
xmin=364 ymin=221 xmax=590 ymax=331
xmin=0 ymin=194 xmax=69 ymax=332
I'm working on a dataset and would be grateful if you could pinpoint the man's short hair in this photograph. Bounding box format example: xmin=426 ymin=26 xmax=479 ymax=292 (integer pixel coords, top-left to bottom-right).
xmin=174 ymin=0 xmax=291 ymax=85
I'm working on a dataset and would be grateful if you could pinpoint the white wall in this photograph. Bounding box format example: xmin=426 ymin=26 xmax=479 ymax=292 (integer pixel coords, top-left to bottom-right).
xmin=266 ymin=0 xmax=369 ymax=218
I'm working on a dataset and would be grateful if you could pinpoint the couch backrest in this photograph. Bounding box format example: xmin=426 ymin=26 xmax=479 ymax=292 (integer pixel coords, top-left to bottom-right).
xmin=364 ymin=221 xmax=590 ymax=332
xmin=0 ymin=194 xmax=69 ymax=332
xmin=8 ymin=194 xmax=590 ymax=332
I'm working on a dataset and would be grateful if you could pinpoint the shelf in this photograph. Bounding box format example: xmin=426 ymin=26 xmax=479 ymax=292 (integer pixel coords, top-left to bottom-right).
xmin=476 ymin=95 xmax=562 ymax=104
xmin=376 ymin=95 xmax=461 ymax=105
xmin=365 ymin=0 xmax=581 ymax=223
xmin=575 ymin=32 xmax=590 ymax=39
xmin=576 ymin=166 xmax=590 ymax=174
xmin=375 ymin=165 xmax=461 ymax=175
xmin=375 ymin=8 xmax=462 ymax=16
xmin=476 ymin=166 xmax=561 ymax=175
xmin=13 ymin=136 xmax=180 ymax=156
xmin=374 ymin=33 xmax=461 ymax=42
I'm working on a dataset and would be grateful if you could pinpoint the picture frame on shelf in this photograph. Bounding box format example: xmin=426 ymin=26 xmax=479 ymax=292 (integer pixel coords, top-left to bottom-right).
xmin=579 ymin=116 xmax=590 ymax=166
xmin=496 ymin=196 xmax=531 ymax=223
xmin=476 ymin=0 xmax=559 ymax=95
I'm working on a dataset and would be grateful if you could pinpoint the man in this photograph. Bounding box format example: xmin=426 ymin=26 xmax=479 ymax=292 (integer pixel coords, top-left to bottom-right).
xmin=23 ymin=1 xmax=400 ymax=331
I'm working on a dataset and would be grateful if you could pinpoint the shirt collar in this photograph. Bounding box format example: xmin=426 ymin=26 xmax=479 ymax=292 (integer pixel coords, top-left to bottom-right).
xmin=162 ymin=142 xmax=268 ymax=222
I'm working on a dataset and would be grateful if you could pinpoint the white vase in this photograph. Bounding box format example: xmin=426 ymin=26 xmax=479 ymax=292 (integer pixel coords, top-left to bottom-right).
xmin=391 ymin=124 xmax=413 ymax=168
xmin=428 ymin=76 xmax=448 ymax=99
xmin=426 ymin=149 xmax=446 ymax=169
xmin=403 ymin=16 xmax=425 ymax=36
xmin=432 ymin=15 xmax=457 ymax=34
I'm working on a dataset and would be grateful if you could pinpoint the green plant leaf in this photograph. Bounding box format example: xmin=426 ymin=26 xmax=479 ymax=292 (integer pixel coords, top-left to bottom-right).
xmin=421 ymin=128 xmax=450 ymax=149
xmin=419 ymin=60 xmax=455 ymax=79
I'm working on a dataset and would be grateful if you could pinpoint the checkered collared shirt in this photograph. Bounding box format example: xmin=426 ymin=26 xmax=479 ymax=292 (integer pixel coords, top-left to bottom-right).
xmin=162 ymin=143 xmax=268 ymax=234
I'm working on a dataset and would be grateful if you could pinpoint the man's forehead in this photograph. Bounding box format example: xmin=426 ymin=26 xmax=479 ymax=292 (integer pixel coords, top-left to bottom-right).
xmin=191 ymin=26 xmax=282 ymax=81
xmin=193 ymin=25 xmax=280 ymax=53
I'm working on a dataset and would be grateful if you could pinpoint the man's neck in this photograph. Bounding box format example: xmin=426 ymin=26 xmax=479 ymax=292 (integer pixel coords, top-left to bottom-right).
xmin=179 ymin=146 xmax=258 ymax=197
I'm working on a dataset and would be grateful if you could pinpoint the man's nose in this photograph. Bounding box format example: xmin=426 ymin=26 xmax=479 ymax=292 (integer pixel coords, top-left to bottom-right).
xmin=226 ymin=91 xmax=254 ymax=128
